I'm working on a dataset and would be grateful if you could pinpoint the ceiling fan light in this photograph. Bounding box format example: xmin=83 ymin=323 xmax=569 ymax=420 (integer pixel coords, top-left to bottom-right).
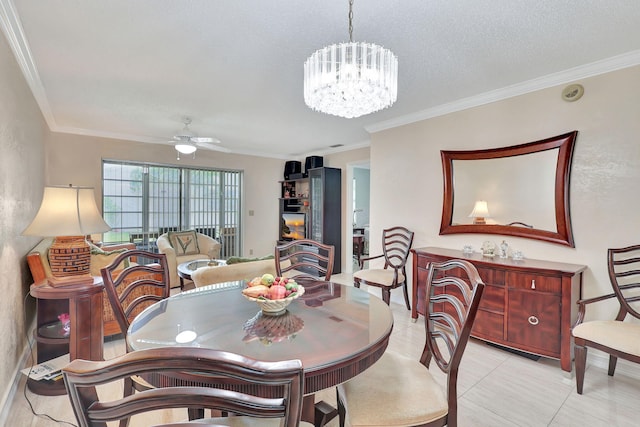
xmin=175 ymin=143 xmax=197 ymax=154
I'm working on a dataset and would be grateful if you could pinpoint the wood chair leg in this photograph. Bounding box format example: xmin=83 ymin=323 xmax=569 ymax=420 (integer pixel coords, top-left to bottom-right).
xmin=119 ymin=377 xmax=135 ymax=427
xmin=574 ymin=344 xmax=587 ymax=394
xmin=608 ymin=355 xmax=618 ymax=376
xmin=402 ymin=282 xmax=411 ymax=310
xmin=336 ymin=388 xmax=346 ymax=427
xmin=381 ymin=288 xmax=391 ymax=305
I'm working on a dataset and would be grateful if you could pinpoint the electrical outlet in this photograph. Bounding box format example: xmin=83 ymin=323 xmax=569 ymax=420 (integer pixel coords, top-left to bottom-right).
xmin=249 ymin=249 xmax=254 ymax=255
xmin=248 ymin=210 xmax=255 ymax=216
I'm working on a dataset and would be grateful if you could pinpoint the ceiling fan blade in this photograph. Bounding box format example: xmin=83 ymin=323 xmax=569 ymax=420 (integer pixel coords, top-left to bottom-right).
xmin=196 ymin=141 xmax=231 ymax=152
xmin=191 ymin=136 xmax=219 ymax=144
xmin=172 ymin=135 xmax=191 ymax=142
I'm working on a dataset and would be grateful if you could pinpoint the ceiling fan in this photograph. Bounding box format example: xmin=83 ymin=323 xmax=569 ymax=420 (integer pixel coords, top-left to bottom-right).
xmin=171 ymin=117 xmax=227 ymax=159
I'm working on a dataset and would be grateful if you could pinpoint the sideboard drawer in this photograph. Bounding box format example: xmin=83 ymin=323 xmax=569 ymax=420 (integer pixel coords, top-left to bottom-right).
xmin=507 ymin=273 xmax=561 ymax=294
xmin=507 ymin=289 xmax=561 ymax=355
xmin=476 ymin=267 xmax=506 ymax=287
xmin=473 ymin=310 xmax=504 ymax=341
xmin=478 ymin=283 xmax=504 ymax=312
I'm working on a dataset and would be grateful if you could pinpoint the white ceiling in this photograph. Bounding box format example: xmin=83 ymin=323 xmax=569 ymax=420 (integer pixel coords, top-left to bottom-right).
xmin=2 ymin=0 xmax=640 ymax=159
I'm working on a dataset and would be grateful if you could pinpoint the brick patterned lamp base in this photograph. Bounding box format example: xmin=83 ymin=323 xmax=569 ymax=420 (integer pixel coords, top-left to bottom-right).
xmin=48 ymin=236 xmax=94 ymax=287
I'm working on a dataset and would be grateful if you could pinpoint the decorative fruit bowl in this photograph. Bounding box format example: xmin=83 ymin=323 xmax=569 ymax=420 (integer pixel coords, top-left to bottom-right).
xmin=242 ymin=274 xmax=305 ymax=316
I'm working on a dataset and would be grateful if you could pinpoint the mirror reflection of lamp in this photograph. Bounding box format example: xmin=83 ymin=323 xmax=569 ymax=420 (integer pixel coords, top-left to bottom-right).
xmin=469 ymin=200 xmax=491 ymax=225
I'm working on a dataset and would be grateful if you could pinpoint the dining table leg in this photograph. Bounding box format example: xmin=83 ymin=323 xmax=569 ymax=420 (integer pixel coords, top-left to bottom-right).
xmin=302 ymin=395 xmax=338 ymax=427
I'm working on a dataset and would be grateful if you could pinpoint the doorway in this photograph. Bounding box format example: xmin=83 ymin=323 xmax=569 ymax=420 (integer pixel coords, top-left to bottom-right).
xmin=347 ymin=161 xmax=370 ymax=273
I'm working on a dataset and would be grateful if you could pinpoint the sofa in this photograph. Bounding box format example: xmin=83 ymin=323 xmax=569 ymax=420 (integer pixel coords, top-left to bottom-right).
xmin=191 ymin=257 xmax=278 ymax=287
xmin=26 ymin=238 xmax=155 ymax=337
xmin=156 ymin=230 xmax=222 ymax=288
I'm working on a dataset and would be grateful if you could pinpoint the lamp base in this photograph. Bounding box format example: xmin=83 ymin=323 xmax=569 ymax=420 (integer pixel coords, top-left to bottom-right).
xmin=48 ymin=236 xmax=92 ymax=286
xmin=473 ymin=218 xmax=487 ymax=225
xmin=47 ymin=274 xmax=95 ymax=288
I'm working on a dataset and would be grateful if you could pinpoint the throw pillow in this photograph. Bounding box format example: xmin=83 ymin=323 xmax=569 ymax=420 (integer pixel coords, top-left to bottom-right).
xmin=226 ymin=255 xmax=274 ymax=265
xmin=88 ymin=243 xmax=129 ymax=276
xmin=167 ymin=230 xmax=200 ymax=256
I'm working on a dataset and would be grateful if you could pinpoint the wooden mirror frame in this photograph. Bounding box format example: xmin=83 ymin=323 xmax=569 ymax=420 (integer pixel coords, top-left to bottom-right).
xmin=439 ymin=131 xmax=578 ymax=247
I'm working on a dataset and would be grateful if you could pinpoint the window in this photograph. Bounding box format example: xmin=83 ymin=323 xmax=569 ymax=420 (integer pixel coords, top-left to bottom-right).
xmin=102 ymin=160 xmax=242 ymax=258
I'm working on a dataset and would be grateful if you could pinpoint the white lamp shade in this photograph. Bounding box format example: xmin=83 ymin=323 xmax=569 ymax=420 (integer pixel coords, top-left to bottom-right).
xmin=468 ymin=200 xmax=491 ymax=218
xmin=175 ymin=143 xmax=197 ymax=154
xmin=23 ymin=186 xmax=111 ymax=237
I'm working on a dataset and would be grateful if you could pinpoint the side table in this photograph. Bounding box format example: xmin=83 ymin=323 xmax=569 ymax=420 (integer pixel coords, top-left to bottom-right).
xmin=28 ymin=277 xmax=104 ymax=395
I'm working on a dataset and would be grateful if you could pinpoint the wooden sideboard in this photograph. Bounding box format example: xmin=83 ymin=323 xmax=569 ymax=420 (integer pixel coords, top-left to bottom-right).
xmin=411 ymin=247 xmax=587 ymax=373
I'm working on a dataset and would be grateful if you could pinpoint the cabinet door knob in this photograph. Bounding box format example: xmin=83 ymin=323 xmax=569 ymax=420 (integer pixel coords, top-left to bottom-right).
xmin=531 ymin=279 xmax=536 ymax=290
xmin=528 ymin=315 xmax=539 ymax=326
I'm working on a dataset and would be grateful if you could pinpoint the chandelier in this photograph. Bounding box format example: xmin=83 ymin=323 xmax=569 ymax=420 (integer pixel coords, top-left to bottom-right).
xmin=304 ymin=0 xmax=398 ymax=119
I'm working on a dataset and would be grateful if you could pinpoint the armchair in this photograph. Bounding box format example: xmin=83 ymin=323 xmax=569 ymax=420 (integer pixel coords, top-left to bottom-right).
xmin=353 ymin=226 xmax=414 ymax=308
xmin=572 ymin=245 xmax=640 ymax=394
xmin=157 ymin=230 xmax=221 ymax=288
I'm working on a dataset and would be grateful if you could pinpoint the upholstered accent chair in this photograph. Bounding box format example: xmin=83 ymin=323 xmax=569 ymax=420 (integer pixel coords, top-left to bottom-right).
xmin=572 ymin=245 xmax=640 ymax=394
xmin=63 ymin=347 xmax=312 ymax=427
xmin=157 ymin=230 xmax=221 ymax=288
xmin=337 ymin=259 xmax=484 ymax=427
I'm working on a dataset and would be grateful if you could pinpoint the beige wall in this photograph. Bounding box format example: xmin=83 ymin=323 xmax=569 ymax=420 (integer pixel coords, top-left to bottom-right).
xmin=0 ymin=32 xmax=47 ymax=410
xmin=46 ymin=133 xmax=363 ymax=269
xmin=370 ymin=65 xmax=640 ymax=316
xmin=45 ymin=132 xmax=285 ymax=258
xmin=324 ymin=147 xmax=370 ymax=271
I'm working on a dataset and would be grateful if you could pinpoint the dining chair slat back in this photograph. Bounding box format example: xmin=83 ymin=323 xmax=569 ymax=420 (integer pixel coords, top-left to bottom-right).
xmin=101 ymin=249 xmax=171 ymax=337
xmin=275 ymin=239 xmax=335 ymax=281
xmin=62 ymin=347 xmax=307 ymax=427
xmin=337 ymin=258 xmax=484 ymax=427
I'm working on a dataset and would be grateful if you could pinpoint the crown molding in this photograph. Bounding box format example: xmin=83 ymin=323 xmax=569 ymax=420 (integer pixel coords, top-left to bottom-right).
xmin=366 ymin=50 xmax=640 ymax=134
xmin=0 ymin=0 xmax=56 ymax=128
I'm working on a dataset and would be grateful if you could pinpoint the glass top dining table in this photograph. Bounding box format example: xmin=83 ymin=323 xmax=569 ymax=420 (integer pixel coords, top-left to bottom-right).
xmin=126 ymin=279 xmax=394 ymax=426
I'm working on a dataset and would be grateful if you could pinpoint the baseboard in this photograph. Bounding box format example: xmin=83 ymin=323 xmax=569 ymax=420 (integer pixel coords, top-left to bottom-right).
xmin=0 ymin=319 xmax=36 ymax=426
xmin=587 ymin=350 xmax=640 ymax=380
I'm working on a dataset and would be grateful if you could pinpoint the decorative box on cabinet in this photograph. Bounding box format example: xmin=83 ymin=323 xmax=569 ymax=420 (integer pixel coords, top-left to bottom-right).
xmin=411 ymin=247 xmax=586 ymax=373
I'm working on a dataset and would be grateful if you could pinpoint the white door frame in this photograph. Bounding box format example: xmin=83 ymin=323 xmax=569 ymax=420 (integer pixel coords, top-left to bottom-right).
xmin=345 ymin=160 xmax=370 ymax=273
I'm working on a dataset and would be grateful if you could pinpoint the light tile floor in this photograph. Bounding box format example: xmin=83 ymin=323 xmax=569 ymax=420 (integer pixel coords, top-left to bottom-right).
xmin=6 ymin=270 xmax=640 ymax=426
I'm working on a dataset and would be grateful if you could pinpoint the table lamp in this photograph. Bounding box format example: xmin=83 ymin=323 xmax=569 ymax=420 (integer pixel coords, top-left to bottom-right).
xmin=23 ymin=185 xmax=111 ymax=287
xmin=468 ymin=200 xmax=491 ymax=225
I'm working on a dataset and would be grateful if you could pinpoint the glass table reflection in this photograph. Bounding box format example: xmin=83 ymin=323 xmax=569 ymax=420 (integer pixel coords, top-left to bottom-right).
xmin=127 ymin=279 xmax=394 ymax=426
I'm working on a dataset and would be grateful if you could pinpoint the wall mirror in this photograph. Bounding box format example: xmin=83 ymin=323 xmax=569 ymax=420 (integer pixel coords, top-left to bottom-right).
xmin=439 ymin=131 xmax=578 ymax=247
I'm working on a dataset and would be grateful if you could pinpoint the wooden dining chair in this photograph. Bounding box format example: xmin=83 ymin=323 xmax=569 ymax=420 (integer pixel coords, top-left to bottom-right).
xmin=63 ymin=347 xmax=312 ymax=427
xmin=572 ymin=245 xmax=640 ymax=394
xmin=275 ymin=239 xmax=335 ymax=281
xmin=100 ymin=249 xmax=171 ymax=427
xmin=337 ymin=259 xmax=484 ymax=427
xmin=353 ymin=226 xmax=414 ymax=308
